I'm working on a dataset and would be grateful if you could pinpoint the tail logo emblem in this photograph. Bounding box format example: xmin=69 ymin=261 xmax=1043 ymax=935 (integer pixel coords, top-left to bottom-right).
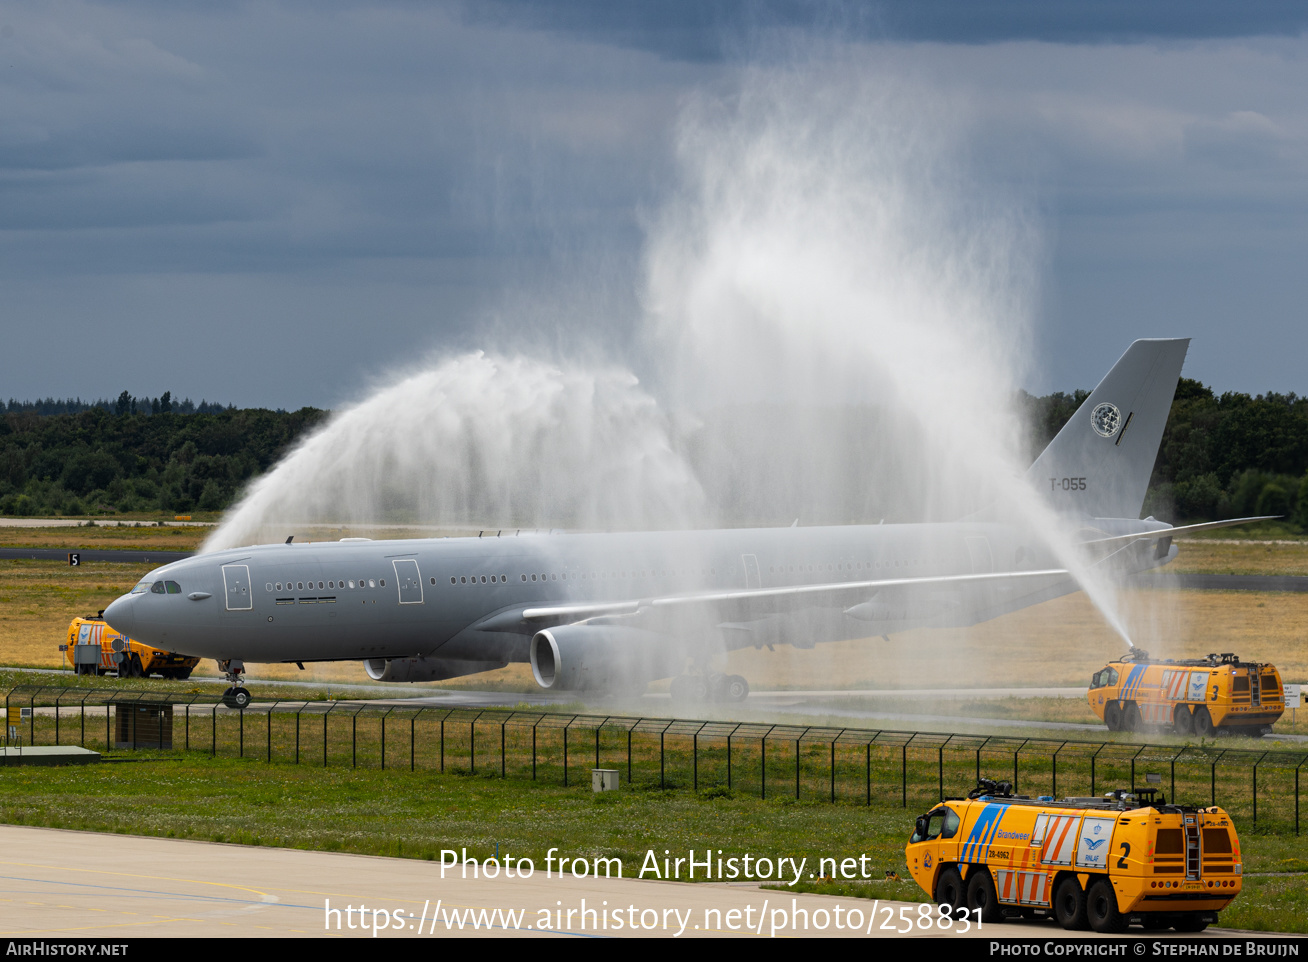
xmin=1091 ymin=402 xmax=1122 ymax=438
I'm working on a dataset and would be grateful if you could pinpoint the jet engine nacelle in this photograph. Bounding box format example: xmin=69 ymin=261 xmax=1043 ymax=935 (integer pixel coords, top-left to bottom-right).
xmin=529 ymin=624 xmax=676 ymax=691
xmin=363 ymin=655 xmax=507 ymax=683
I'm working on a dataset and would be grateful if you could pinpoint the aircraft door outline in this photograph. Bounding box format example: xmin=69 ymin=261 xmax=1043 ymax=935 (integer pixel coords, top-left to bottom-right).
xmin=222 ymin=564 xmax=252 ymax=611
xmin=742 ymin=554 xmax=761 ymax=589
xmin=392 ymin=559 xmax=424 ymax=604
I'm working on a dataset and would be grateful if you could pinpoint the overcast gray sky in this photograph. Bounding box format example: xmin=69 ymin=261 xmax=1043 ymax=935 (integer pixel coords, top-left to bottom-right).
xmin=2 ymin=2 xmax=1306 ymax=409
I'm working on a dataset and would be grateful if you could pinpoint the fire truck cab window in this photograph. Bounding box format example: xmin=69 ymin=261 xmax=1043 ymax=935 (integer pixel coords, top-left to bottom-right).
xmin=1090 ymin=667 xmax=1118 ymax=689
xmin=913 ymin=806 xmax=959 ymax=842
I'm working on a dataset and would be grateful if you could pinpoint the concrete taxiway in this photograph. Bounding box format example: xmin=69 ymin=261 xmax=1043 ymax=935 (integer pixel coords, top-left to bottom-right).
xmin=0 ymin=825 xmax=1265 ymax=939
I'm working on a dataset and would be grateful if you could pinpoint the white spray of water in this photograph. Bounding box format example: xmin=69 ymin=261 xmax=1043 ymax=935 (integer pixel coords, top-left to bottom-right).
xmin=205 ymin=353 xmax=706 ymax=551
xmin=640 ymin=57 xmax=1138 ymax=650
xmin=645 ymin=62 xmax=1037 ymax=525
xmin=206 ymin=53 xmax=1142 ymax=655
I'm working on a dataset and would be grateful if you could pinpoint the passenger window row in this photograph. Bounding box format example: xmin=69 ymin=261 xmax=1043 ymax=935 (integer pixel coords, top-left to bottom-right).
xmin=267 ymin=579 xmax=383 ymax=591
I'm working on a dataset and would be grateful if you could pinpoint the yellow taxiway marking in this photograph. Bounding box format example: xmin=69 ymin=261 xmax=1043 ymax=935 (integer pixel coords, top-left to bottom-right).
xmin=0 ymin=857 xmax=279 ymax=905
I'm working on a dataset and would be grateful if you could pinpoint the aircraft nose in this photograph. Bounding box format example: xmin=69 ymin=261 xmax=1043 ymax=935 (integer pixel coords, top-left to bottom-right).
xmin=103 ymin=594 xmax=137 ymax=637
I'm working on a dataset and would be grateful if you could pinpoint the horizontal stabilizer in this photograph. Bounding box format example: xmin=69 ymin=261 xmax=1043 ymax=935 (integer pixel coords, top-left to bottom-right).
xmin=1078 ymin=516 xmax=1279 ymax=547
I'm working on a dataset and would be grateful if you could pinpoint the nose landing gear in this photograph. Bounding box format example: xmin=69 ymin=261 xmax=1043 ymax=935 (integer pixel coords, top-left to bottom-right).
xmin=218 ymin=659 xmax=251 ymax=709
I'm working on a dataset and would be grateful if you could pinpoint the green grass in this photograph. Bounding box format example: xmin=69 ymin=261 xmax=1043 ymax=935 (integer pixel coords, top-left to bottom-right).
xmin=0 ymin=753 xmax=1302 ymax=931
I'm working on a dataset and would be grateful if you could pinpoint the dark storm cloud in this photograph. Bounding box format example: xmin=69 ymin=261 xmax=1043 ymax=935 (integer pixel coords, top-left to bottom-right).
xmin=463 ymin=0 xmax=1308 ymax=60
xmin=0 ymin=1 xmax=1305 ymax=408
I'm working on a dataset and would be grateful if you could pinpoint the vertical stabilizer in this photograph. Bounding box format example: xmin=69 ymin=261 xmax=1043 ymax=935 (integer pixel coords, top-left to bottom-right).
xmin=1028 ymin=338 xmax=1188 ymax=519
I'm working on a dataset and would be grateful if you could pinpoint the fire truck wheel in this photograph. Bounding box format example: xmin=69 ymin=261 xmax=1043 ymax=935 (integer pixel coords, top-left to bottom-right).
xmin=934 ymin=867 xmax=965 ymax=915
xmin=1053 ymin=877 xmax=1089 ymax=930
xmin=965 ymin=869 xmax=1002 ymax=923
xmin=1172 ymin=705 xmax=1193 ymax=735
xmin=1172 ymin=913 xmax=1209 ymax=932
xmin=1192 ymin=707 xmax=1215 ymax=737
xmin=1086 ymin=879 xmax=1127 ymax=934
xmin=1103 ymin=702 xmax=1122 ymax=731
xmin=1122 ymin=702 xmax=1142 ymax=732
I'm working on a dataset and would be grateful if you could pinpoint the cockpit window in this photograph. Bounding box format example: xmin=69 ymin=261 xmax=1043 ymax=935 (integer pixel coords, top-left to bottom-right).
xmin=165 ymin=581 xmax=182 ymax=594
xmin=130 ymin=581 xmax=152 ymax=594
xmin=150 ymin=581 xmax=166 ymax=594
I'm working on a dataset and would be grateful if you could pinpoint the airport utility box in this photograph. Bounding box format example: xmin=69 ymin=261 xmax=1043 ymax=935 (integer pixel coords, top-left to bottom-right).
xmin=115 ymin=704 xmax=174 ymax=749
xmin=592 ymin=769 xmax=619 ymax=792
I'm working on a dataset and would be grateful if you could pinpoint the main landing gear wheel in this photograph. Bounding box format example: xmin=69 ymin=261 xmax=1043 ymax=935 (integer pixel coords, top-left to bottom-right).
xmin=669 ymin=674 xmax=708 ymax=705
xmin=222 ymin=687 xmax=251 ymax=710
xmin=711 ymin=673 xmax=749 ymax=703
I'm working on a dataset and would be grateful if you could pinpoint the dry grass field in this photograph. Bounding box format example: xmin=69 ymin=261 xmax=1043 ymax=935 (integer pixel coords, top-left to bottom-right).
xmin=2 ymin=527 xmax=1306 ymax=702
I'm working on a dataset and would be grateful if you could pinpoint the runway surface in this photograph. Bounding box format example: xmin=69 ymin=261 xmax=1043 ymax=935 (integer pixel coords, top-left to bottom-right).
xmin=0 ymin=547 xmax=193 ymax=564
xmin=0 ymin=825 xmax=1262 ymax=940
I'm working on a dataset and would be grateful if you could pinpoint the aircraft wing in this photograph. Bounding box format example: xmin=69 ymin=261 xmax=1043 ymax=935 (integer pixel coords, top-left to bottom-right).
xmin=470 ymin=567 xmax=1071 ymax=635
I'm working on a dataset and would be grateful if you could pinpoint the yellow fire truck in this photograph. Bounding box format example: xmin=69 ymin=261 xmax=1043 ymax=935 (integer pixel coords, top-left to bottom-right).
xmin=906 ymin=779 xmax=1241 ymax=933
xmin=1089 ymin=650 xmax=1284 ymax=736
xmin=64 ymin=615 xmax=200 ymax=680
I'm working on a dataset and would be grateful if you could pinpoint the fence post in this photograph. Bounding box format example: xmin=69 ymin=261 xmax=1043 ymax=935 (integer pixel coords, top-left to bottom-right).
xmin=1296 ymin=758 xmax=1303 ymax=837
xmin=727 ymin=731 xmax=732 ymax=791
xmin=902 ymin=742 xmax=907 ymax=808
xmin=211 ymin=703 xmax=215 ymax=757
xmin=865 ymin=741 xmax=871 ymax=806
xmin=563 ymin=723 xmax=569 ymax=787
xmin=694 ymin=732 xmax=698 ymax=792
xmin=295 ymin=707 xmax=301 ymax=764
xmin=502 ymin=719 xmax=507 ymax=778
xmin=1253 ymin=752 xmax=1268 ymax=825
xmin=532 ymin=722 xmax=537 ymax=780
xmin=659 ymin=730 xmax=665 ymax=789
xmin=595 ymin=724 xmax=601 ymax=772
xmin=440 ymin=717 xmax=445 ymax=773
xmin=762 ymin=735 xmax=767 ymax=800
xmin=411 ymin=711 xmax=417 ymax=772
xmin=627 ymin=728 xmax=632 ymax=785
xmin=795 ymin=737 xmax=801 ymax=800
xmin=267 ymin=703 xmax=274 ymax=763
xmin=938 ymin=745 xmax=944 ymax=801
xmin=832 ymin=738 xmax=838 ymax=803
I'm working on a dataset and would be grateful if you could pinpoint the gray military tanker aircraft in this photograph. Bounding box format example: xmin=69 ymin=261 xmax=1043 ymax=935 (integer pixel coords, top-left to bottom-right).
xmin=103 ymin=339 xmax=1264 ymax=708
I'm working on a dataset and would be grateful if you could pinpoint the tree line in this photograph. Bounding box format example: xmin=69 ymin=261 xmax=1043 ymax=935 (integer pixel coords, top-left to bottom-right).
xmin=2 ymin=378 xmax=1307 ymax=526
xmin=0 ymin=403 xmax=325 ymax=517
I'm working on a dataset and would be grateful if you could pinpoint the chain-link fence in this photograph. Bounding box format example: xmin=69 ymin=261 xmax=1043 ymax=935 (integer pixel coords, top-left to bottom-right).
xmin=6 ymin=684 xmax=1306 ymax=832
